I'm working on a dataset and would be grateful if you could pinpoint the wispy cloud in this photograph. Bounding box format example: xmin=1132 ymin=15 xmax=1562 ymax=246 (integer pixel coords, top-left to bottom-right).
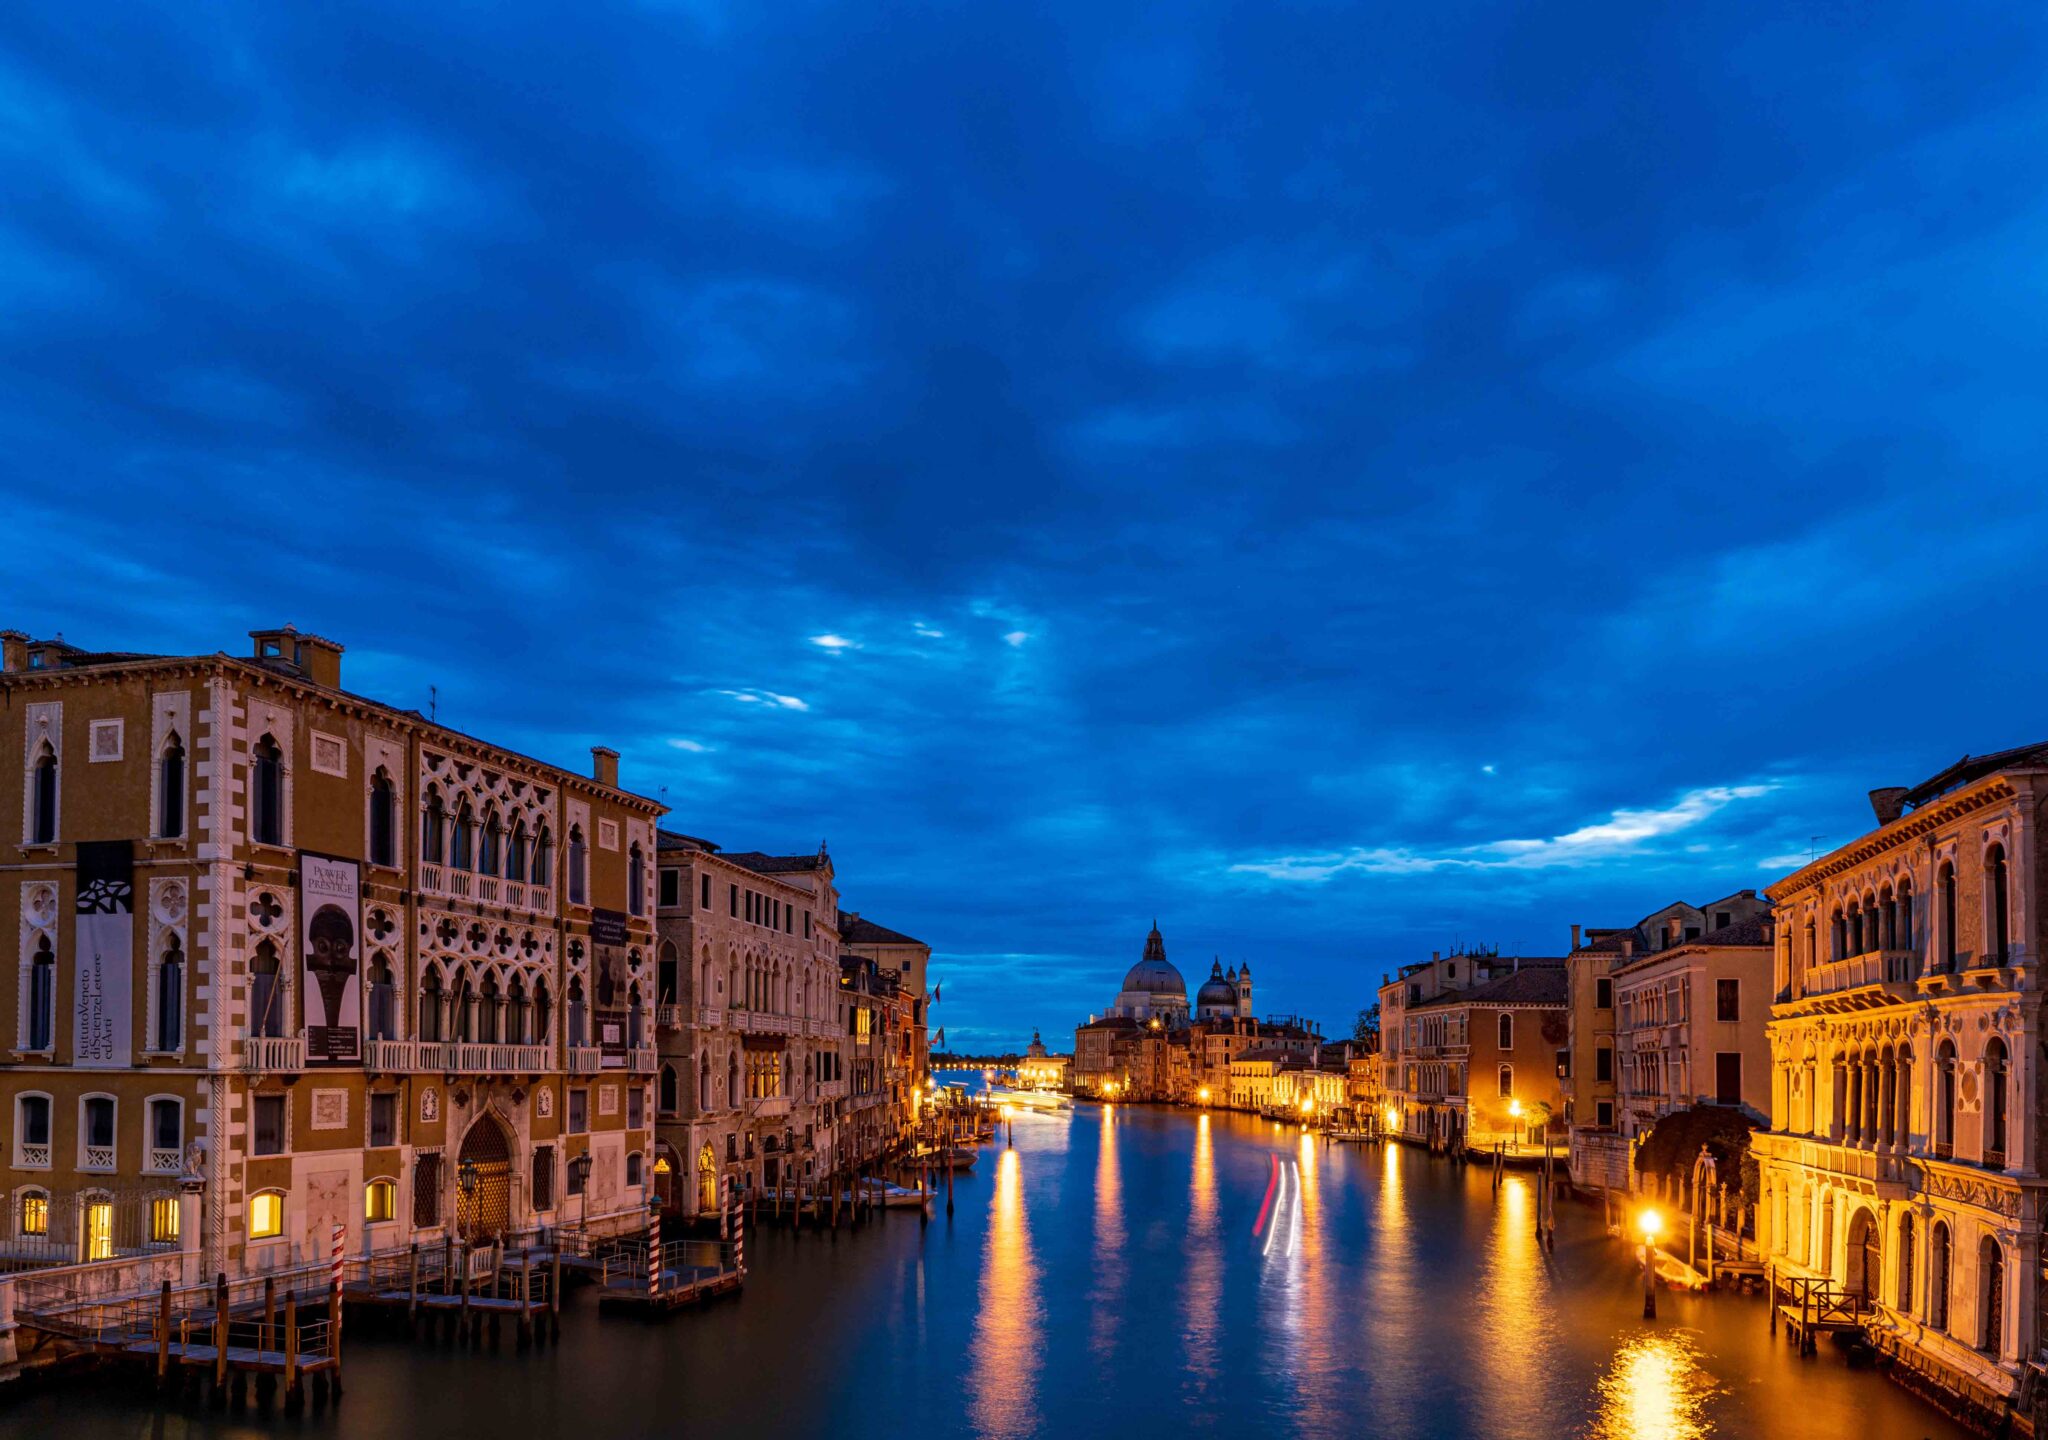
xmin=1231 ymin=784 xmax=1781 ymax=882
xmin=1002 ymin=630 xmax=1031 ymax=648
xmin=713 ymin=688 xmax=810 ymax=711
xmin=667 ymin=737 xmax=713 ymax=753
xmin=809 ymin=633 xmax=859 ymax=651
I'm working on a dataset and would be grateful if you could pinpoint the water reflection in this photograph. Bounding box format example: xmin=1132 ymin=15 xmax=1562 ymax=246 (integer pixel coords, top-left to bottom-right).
xmin=1475 ymin=1176 xmax=1543 ymax=1434
xmin=1593 ymin=1333 xmax=1716 ymax=1440
xmin=968 ymin=1149 xmax=1042 ymax=1440
xmin=1090 ymin=1105 xmax=1126 ymax=1365
xmin=1180 ymin=1114 xmax=1221 ymax=1395
xmin=1285 ymin=1131 xmax=1337 ymax=1437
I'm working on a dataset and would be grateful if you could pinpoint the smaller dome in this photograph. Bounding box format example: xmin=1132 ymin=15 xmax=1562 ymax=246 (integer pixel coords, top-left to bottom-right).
xmin=1197 ymin=977 xmax=1237 ymax=1008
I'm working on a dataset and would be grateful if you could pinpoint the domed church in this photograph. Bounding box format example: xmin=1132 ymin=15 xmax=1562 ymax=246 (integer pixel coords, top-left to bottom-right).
xmin=1111 ymin=922 xmax=1190 ymax=1025
xmin=1196 ymin=958 xmax=1252 ymax=1020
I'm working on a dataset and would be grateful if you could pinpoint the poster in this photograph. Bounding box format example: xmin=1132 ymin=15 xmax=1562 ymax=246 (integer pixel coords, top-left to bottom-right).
xmin=73 ymin=840 xmax=133 ymax=1068
xmin=300 ymin=852 xmax=362 ymax=1064
xmin=591 ymin=907 xmax=629 ymax=1068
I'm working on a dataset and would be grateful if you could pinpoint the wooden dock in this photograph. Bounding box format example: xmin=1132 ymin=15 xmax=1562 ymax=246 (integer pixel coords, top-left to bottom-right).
xmin=594 ymin=1237 xmax=743 ymax=1314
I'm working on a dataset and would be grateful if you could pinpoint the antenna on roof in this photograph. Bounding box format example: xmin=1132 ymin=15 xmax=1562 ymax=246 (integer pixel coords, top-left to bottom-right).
xmin=429 ymin=685 xmax=438 ymax=723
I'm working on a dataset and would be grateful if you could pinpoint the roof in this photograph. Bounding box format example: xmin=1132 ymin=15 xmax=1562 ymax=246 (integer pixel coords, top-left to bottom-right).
xmin=655 ymin=828 xmax=721 ymax=853
xmin=1077 ymin=1016 xmax=1142 ymax=1032
xmin=1901 ymin=741 xmax=2048 ymax=811
xmin=1409 ymin=964 xmax=1567 ymax=1011
xmin=1616 ymin=917 xmax=1772 ymax=971
xmin=839 ymin=913 xmax=925 ymax=948
xmin=1233 ymin=1046 xmax=1293 ymax=1064
xmin=723 ymin=850 xmax=829 ymax=876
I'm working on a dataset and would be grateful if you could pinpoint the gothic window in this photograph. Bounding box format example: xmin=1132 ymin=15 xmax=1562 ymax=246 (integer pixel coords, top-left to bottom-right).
xmin=510 ymin=818 xmax=528 ymax=881
xmin=1897 ymin=879 xmax=1914 ymax=952
xmin=1940 ymin=863 xmax=1958 ymax=972
xmin=155 ymin=936 xmax=184 ymax=1053
xmin=369 ymin=769 xmax=396 ymax=867
xmin=628 ymin=983 xmax=644 ymax=1050
xmin=629 ymin=842 xmax=645 ymax=916
xmin=450 ymin=974 xmax=475 ymax=1042
xmin=660 ymin=1064 xmax=679 ymax=1115
xmin=158 ymin=732 xmax=185 ymax=838
xmin=480 ymin=808 xmax=501 ymax=877
xmin=418 ymin=969 xmax=443 ymax=1042
xmin=567 ymin=826 xmax=587 ymax=906
xmin=699 ymin=1056 xmax=711 ymax=1111
xmin=367 ymin=956 xmax=396 ymax=1040
xmin=477 ymin=974 xmax=501 ymax=1044
xmin=422 ymin=787 xmax=446 ymax=866
xmin=508 ymin=975 xmax=530 ymax=1045
xmin=451 ymin=800 xmax=474 ymax=871
xmin=29 ymin=743 xmax=56 ymax=845
xmin=534 ymin=978 xmax=553 ymax=1043
xmin=27 ymin=934 xmax=56 ymax=1051
xmin=532 ymin=826 xmax=553 ymax=886
xmin=567 ymin=978 xmax=587 ymax=1049
xmin=251 ymin=734 xmax=284 ymax=846
xmin=1987 ymin=844 xmax=2011 ymax=960
xmin=250 ymin=940 xmax=285 ymax=1038
xmin=659 ymin=942 xmax=679 ymax=1005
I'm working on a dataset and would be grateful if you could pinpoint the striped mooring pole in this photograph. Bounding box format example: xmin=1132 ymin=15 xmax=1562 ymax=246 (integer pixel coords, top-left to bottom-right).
xmin=647 ymin=1202 xmax=661 ymax=1297
xmin=733 ymin=1178 xmax=746 ymax=1276
xmin=330 ymin=1222 xmax=345 ymax=1348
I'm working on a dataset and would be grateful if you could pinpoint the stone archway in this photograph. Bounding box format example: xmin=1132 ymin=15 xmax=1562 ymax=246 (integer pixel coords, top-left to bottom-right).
xmin=697 ymin=1144 xmax=719 ymax=1214
xmin=1845 ymin=1205 xmax=1880 ymax=1303
xmin=456 ymin=1110 xmax=514 ymax=1240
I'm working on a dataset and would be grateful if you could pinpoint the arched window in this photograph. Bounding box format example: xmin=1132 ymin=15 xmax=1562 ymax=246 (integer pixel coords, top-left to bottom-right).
xmin=1929 ymin=1221 xmax=1952 ymax=1330
xmin=628 ymin=983 xmax=644 ymax=1050
xmin=510 ymin=819 xmax=529 ymax=881
xmin=1496 ymin=1063 xmax=1513 ymax=1098
xmin=249 ymin=1190 xmax=284 ymax=1240
xmin=1940 ymin=862 xmax=1958 ymax=972
xmin=727 ymin=1052 xmax=739 ymax=1106
xmin=251 ymin=734 xmax=284 ymax=846
xmin=27 ymin=934 xmax=56 ymax=1051
xmin=1935 ymin=1040 xmax=1957 ymax=1156
xmin=250 ymin=940 xmax=284 ymax=1038
xmin=567 ymin=978 xmax=587 ymax=1049
xmin=660 ymin=1064 xmax=680 ymax=1115
xmin=15 ymin=1093 xmax=52 ymax=1169
xmin=155 ymin=935 xmax=184 ymax=1053
xmin=367 ymin=956 xmax=395 ymax=1040
xmin=365 ymin=1178 xmax=397 ymax=1224
xmin=699 ymin=1055 xmax=712 ymax=1111
xmin=1497 ymin=1013 xmax=1513 ymax=1050
xmin=80 ymin=1095 xmax=116 ymax=1169
xmin=1984 ymin=1037 xmax=2009 ymax=1167
xmin=450 ymin=974 xmax=475 ymax=1042
xmin=29 ymin=743 xmax=57 ymax=845
xmin=18 ymin=1186 xmax=49 ymax=1237
xmin=534 ymin=978 xmax=553 ymax=1043
xmin=1831 ymin=907 xmax=1847 ymax=961
xmin=158 ymin=732 xmax=185 ymax=839
xmin=451 ymin=800 xmax=474 ymax=871
xmin=422 ymin=787 xmax=446 ymax=866
xmin=1981 ymin=1237 xmax=2006 ymax=1354
xmin=1987 ymin=844 xmax=2011 ymax=961
xmin=477 ymin=974 xmax=501 ymax=1044
xmin=1897 ymin=878 xmax=1913 ymax=951
xmin=659 ymin=942 xmax=679 ymax=1006
xmin=479 ymin=808 xmax=501 ymax=878
xmin=567 ymin=826 xmax=587 ymax=906
xmin=508 ymin=976 xmax=530 ymax=1045
xmin=626 ymin=1151 xmax=643 ymax=1187
xmin=532 ymin=826 xmax=553 ymax=886
xmin=369 ymin=769 xmax=396 ymax=867
xmin=1897 ymin=1210 xmax=1917 ymax=1313
xmin=418 ymin=969 xmax=443 ymax=1042
xmin=148 ymin=1095 xmax=183 ymax=1165
xmin=629 ymin=842 xmax=646 ymax=916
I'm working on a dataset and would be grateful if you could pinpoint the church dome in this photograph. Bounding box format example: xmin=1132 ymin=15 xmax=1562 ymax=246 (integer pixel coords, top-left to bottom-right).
xmin=1120 ymin=924 xmax=1187 ymax=999
xmin=1196 ymin=958 xmax=1236 ymax=1009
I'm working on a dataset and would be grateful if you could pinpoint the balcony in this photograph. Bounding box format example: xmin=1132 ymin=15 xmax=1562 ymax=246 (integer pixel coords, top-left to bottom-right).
xmin=656 ymin=1004 xmax=682 ymax=1029
xmin=451 ymin=1042 xmax=552 ymax=1074
xmin=1800 ymin=950 xmax=1917 ymax=1010
xmin=568 ymin=1047 xmax=603 ymax=1074
xmin=748 ymin=1095 xmax=791 ymax=1119
xmin=627 ymin=1047 xmax=659 ymax=1074
xmin=145 ymin=1147 xmax=182 ymax=1175
xmin=240 ymin=1035 xmax=307 ymax=1072
xmin=694 ymin=1005 xmax=725 ymax=1029
xmin=733 ymin=1011 xmax=798 ymax=1036
xmin=418 ymin=864 xmax=553 ymax=916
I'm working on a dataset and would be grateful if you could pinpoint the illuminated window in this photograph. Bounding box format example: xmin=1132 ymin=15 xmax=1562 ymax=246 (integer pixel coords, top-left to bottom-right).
xmin=85 ymin=1201 xmax=113 ymax=1261
xmin=150 ymin=1196 xmax=180 ymax=1244
xmin=250 ymin=1191 xmax=284 ymax=1239
xmin=365 ymin=1179 xmax=396 ymax=1223
xmin=20 ymin=1192 xmax=48 ymax=1237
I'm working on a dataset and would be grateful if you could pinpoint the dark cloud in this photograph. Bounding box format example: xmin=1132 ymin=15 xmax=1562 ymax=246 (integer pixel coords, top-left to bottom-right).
xmin=5 ymin=2 xmax=2046 ymax=1047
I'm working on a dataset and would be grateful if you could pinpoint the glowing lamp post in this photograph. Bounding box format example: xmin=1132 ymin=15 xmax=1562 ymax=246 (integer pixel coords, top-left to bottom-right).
xmin=1638 ymin=1207 xmax=1663 ymax=1319
xmin=1000 ymin=1103 xmax=1015 ymax=1147
xmin=1383 ymin=1106 xmax=1399 ymax=1139
xmin=1198 ymin=1086 xmax=1211 ymax=1106
xmin=457 ymin=1158 xmax=480 ymax=1242
xmin=570 ymin=1151 xmax=593 ymax=1231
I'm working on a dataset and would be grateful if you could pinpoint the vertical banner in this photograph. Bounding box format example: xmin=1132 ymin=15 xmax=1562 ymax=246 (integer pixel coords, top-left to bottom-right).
xmin=300 ymin=852 xmax=363 ymax=1064
xmin=591 ymin=907 xmax=629 ymax=1068
xmin=74 ymin=840 xmax=134 ymax=1067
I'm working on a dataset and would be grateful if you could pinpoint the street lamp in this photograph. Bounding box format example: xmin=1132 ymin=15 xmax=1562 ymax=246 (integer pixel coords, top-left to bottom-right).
xmin=1638 ymin=1208 xmax=1663 ymax=1319
xmin=457 ymin=1157 xmax=479 ymax=1241
xmin=570 ymin=1151 xmax=593 ymax=1231
xmin=1000 ymin=1103 xmax=1014 ymax=1147
xmin=1198 ymin=1086 xmax=1211 ymax=1105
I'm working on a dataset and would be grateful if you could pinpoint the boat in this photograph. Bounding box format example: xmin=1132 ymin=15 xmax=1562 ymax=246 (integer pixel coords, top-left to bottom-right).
xmin=835 ymin=1181 xmax=931 ymax=1210
xmin=986 ymin=1086 xmax=1070 ymax=1111
xmin=914 ymin=1144 xmax=979 ymax=1171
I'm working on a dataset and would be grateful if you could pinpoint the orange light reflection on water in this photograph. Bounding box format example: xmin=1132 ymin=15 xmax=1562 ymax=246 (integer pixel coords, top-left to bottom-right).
xmin=1090 ymin=1102 xmax=1125 ymax=1364
xmin=1594 ymin=1333 xmax=1714 ymax=1440
xmin=967 ymin=1148 xmax=1042 ymax=1440
xmin=1181 ymin=1113 xmax=1220 ymax=1392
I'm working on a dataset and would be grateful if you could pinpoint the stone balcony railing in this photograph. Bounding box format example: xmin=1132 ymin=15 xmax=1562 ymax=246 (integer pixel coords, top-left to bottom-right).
xmin=628 ymin=1047 xmax=659 ymax=1074
xmin=366 ymin=1038 xmax=552 ymax=1073
xmin=694 ymin=1005 xmax=725 ymax=1029
xmin=1805 ymin=949 xmax=1917 ymax=1005
xmin=567 ymin=1046 xmax=603 ymax=1074
xmin=239 ymin=1035 xmax=307 ymax=1072
xmin=418 ymin=862 xmax=552 ymax=916
xmin=734 ymin=1011 xmax=798 ymax=1037
xmin=748 ymin=1095 xmax=792 ymax=1119
xmin=145 ymin=1147 xmax=183 ymax=1175
xmin=655 ymin=1004 xmax=682 ymax=1029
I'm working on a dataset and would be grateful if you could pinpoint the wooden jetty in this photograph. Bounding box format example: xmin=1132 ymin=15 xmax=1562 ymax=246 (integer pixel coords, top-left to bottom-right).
xmin=1771 ymin=1273 xmax=1865 ymax=1355
xmin=343 ymin=1238 xmax=560 ymax=1345
xmin=596 ymin=1236 xmax=743 ymax=1314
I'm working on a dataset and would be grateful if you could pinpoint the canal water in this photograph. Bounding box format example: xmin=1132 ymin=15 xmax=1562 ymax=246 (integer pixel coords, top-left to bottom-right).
xmin=0 ymin=1103 xmax=1969 ymax=1439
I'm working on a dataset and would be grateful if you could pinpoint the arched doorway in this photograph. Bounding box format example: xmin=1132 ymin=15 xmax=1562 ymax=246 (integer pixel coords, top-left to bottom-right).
xmin=697 ymin=1144 xmax=719 ymax=1214
xmin=457 ymin=1111 xmax=513 ymax=1240
xmin=653 ymin=1142 xmax=682 ymax=1211
xmin=1845 ymin=1207 xmax=1880 ymax=1305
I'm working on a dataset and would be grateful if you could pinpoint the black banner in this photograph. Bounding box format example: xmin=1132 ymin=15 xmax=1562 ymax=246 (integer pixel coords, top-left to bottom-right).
xmin=591 ymin=907 xmax=630 ymax=1067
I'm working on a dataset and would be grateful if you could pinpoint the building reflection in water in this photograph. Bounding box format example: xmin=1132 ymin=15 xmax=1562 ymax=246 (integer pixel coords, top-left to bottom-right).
xmin=1181 ymin=1113 xmax=1220 ymax=1394
xmin=1593 ymin=1333 xmax=1713 ymax=1440
xmin=968 ymin=1148 xmax=1043 ymax=1440
xmin=1282 ymin=1130 xmax=1337 ymax=1437
xmin=1090 ymin=1106 xmax=1126 ymax=1364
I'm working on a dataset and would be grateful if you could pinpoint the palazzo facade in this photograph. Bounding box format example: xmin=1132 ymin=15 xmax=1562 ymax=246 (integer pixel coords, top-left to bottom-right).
xmin=1755 ymin=743 xmax=2048 ymax=1411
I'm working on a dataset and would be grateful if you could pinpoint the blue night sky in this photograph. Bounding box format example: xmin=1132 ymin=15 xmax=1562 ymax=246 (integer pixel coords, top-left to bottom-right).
xmin=4 ymin=5 xmax=2046 ymax=1051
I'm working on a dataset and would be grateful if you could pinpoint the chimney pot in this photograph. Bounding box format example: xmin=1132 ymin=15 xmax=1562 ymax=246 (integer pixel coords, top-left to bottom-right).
xmin=0 ymin=630 xmax=27 ymax=673
xmin=1868 ymin=787 xmax=1909 ymax=826
xmin=1571 ymin=923 xmax=1582 ymax=950
xmin=591 ymin=746 xmax=620 ymax=788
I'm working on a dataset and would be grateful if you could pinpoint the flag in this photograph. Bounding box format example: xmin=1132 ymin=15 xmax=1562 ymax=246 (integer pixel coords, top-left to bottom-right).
xmin=936 ymin=1027 xmax=946 ymax=1049
xmin=933 ymin=980 xmax=942 ymax=1003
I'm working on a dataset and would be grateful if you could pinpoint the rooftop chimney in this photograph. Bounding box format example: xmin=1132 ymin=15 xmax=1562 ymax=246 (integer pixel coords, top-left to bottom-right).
xmin=1571 ymin=923 xmax=1582 ymax=950
xmin=1621 ymin=937 xmax=1634 ymax=958
xmin=591 ymin=746 xmax=620 ymax=788
xmin=1868 ymin=787 xmax=1909 ymax=826
xmin=0 ymin=630 xmax=26 ymax=673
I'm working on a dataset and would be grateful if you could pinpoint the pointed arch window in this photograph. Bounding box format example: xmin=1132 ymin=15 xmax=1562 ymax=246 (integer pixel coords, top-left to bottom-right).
xmin=1896 ymin=878 xmax=1914 ymax=953
xmin=251 ymin=734 xmax=284 ymax=846
xmin=509 ymin=819 xmax=529 ymax=881
xmin=567 ymin=977 xmax=587 ymax=1049
xmin=534 ymin=978 xmax=553 ymax=1043
xmin=250 ymin=940 xmax=285 ymax=1037
xmin=567 ymin=826 xmax=587 ymax=906
xmin=422 ymin=788 xmax=446 ymax=867
xmin=508 ymin=975 xmax=530 ymax=1045
xmin=369 ymin=769 xmax=396 ymax=867
xmin=418 ymin=970 xmax=443 ymax=1042
xmin=660 ymin=1064 xmax=680 ymax=1115
xmin=451 ymin=801 xmax=474 ymax=872
xmin=479 ymin=809 xmax=501 ymax=878
xmin=628 ymin=842 xmax=645 ymax=916
xmin=158 ymin=732 xmax=186 ymax=839
xmin=30 ymin=743 xmax=57 ymax=845
xmin=26 ymin=934 xmax=56 ymax=1051
xmin=533 ymin=826 xmax=553 ymax=887
xmin=367 ymin=955 xmax=396 ymax=1040
xmin=1988 ymin=844 xmax=2011 ymax=961
xmin=477 ymin=974 xmax=501 ymax=1044
xmin=450 ymin=974 xmax=475 ymax=1042
xmin=155 ymin=935 xmax=184 ymax=1053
